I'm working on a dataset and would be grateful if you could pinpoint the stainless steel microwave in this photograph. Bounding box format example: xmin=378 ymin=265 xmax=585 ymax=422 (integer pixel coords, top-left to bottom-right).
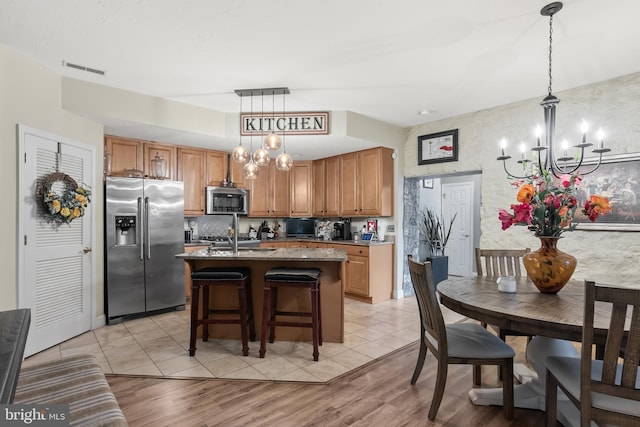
xmin=205 ymin=187 xmax=248 ymax=215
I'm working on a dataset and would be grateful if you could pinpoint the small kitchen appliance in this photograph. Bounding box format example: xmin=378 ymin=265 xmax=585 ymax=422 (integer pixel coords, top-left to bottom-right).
xmin=333 ymin=221 xmax=352 ymax=240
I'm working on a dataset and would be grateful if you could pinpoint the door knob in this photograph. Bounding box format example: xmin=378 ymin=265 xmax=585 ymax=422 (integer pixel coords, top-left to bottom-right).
xmin=83 ymin=247 xmax=92 ymax=253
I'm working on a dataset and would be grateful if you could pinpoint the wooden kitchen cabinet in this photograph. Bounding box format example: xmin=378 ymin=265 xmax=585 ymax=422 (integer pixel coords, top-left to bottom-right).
xmin=105 ymin=135 xmax=143 ymax=176
xmin=249 ymin=162 xmax=290 ymax=217
xmin=143 ymin=142 xmax=177 ymax=180
xmin=339 ymin=147 xmax=394 ymax=217
xmin=339 ymin=152 xmax=359 ymax=215
xmin=340 ymin=243 xmax=394 ymax=303
xmin=290 ymin=162 xmax=313 ymax=217
xmin=313 ymin=157 xmax=340 ymax=217
xmin=205 ymin=151 xmax=246 ymax=189
xmin=177 ymin=147 xmax=206 ymax=215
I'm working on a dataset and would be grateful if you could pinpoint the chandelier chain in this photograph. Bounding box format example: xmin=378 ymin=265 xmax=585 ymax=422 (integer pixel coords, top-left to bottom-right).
xmin=548 ymin=14 xmax=554 ymax=96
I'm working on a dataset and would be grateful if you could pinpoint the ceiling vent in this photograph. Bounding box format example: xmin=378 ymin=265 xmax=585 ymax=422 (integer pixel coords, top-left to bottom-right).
xmin=62 ymin=61 xmax=105 ymax=76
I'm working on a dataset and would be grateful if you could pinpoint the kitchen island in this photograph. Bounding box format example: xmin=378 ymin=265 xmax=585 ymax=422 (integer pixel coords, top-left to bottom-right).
xmin=176 ymin=247 xmax=348 ymax=342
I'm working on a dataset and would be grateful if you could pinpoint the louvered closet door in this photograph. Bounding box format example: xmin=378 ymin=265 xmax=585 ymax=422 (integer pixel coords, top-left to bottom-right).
xmin=18 ymin=126 xmax=94 ymax=357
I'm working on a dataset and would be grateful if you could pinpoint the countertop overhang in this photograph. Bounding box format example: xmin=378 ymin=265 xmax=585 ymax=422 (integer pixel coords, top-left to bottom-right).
xmin=176 ymin=247 xmax=348 ymax=262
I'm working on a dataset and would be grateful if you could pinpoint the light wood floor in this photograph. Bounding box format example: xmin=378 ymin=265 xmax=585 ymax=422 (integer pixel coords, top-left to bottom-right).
xmin=107 ymin=337 xmax=546 ymax=426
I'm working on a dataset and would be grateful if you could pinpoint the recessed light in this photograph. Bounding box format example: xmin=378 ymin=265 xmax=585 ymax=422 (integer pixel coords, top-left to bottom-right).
xmin=418 ymin=110 xmax=431 ymax=115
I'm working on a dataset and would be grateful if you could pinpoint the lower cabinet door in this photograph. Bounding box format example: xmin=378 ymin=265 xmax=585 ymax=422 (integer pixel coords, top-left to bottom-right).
xmin=346 ymin=254 xmax=369 ymax=296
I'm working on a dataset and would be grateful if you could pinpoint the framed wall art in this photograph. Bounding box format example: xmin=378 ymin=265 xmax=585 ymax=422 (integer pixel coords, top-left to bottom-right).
xmin=573 ymin=153 xmax=640 ymax=231
xmin=418 ymin=129 xmax=458 ymax=165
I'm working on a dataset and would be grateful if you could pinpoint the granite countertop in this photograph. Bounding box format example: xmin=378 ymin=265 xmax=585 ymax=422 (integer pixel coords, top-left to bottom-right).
xmin=176 ymin=247 xmax=348 ymax=261
xmin=184 ymin=238 xmax=394 ymax=248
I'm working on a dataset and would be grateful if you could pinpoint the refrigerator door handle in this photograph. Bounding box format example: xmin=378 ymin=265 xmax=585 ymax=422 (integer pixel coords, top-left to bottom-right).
xmin=138 ymin=197 xmax=144 ymax=260
xmin=145 ymin=197 xmax=151 ymax=260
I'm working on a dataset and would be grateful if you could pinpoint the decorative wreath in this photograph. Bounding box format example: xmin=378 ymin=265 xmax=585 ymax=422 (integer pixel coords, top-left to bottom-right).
xmin=38 ymin=172 xmax=92 ymax=225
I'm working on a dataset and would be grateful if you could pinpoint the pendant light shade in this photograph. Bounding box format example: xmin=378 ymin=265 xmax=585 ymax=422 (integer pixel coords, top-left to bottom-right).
xmin=232 ymin=93 xmax=250 ymax=164
xmin=275 ymin=151 xmax=293 ymax=171
xmin=253 ymin=146 xmax=270 ymax=166
xmin=232 ymin=143 xmax=250 ymax=164
xmin=264 ymin=91 xmax=281 ymax=150
xmin=264 ymin=133 xmax=281 ymax=150
xmin=243 ymin=160 xmax=260 ymax=179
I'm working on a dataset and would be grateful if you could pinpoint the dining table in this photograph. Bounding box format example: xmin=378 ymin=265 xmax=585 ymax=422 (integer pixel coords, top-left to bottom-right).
xmin=437 ymin=275 xmax=623 ymax=427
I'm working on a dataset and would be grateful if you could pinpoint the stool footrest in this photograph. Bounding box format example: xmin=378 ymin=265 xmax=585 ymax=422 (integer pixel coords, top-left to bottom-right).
xmin=270 ymin=321 xmax=313 ymax=328
xmin=274 ymin=310 xmax=312 ymax=317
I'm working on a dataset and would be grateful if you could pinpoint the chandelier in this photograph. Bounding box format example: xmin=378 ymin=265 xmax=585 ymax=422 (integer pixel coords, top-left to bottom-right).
xmin=232 ymin=87 xmax=293 ymax=178
xmin=497 ymin=2 xmax=611 ymax=179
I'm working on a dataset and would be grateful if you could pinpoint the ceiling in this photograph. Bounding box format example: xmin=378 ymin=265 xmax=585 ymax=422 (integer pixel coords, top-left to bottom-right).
xmin=2 ymin=0 xmax=640 ymax=159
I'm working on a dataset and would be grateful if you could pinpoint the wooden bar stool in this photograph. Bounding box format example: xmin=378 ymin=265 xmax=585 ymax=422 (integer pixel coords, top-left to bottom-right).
xmin=189 ymin=267 xmax=255 ymax=357
xmin=260 ymin=267 xmax=322 ymax=361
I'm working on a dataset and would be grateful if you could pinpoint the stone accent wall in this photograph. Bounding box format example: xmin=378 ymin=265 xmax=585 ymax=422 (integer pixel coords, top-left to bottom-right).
xmin=402 ymin=72 xmax=640 ymax=289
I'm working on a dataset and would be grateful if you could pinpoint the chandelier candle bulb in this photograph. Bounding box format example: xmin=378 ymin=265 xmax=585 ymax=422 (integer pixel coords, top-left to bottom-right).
xmin=500 ymin=139 xmax=507 ymax=156
xmin=520 ymin=142 xmax=527 ymax=160
xmin=535 ymin=125 xmax=542 ymax=147
xmin=581 ymin=121 xmax=589 ymax=144
xmin=597 ymin=128 xmax=604 ymax=149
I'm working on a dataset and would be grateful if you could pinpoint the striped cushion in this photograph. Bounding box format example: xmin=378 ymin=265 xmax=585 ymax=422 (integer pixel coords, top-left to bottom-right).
xmin=14 ymin=354 xmax=127 ymax=427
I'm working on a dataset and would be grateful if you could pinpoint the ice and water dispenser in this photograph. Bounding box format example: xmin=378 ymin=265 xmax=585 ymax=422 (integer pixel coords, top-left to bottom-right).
xmin=114 ymin=215 xmax=137 ymax=246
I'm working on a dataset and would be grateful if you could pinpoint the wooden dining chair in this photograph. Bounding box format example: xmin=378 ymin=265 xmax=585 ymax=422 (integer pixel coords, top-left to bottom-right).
xmin=407 ymin=255 xmax=515 ymax=421
xmin=475 ymin=247 xmax=532 ymax=343
xmin=545 ymin=280 xmax=640 ymax=427
xmin=475 ymin=247 xmax=530 ymax=279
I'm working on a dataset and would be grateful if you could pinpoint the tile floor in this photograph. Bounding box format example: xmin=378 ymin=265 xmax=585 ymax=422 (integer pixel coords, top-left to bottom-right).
xmin=22 ymin=297 xmax=466 ymax=383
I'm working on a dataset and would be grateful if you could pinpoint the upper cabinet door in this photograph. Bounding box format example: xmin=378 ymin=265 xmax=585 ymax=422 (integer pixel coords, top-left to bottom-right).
xmin=324 ymin=156 xmax=340 ymax=217
xmin=290 ymin=162 xmax=312 ymax=217
xmin=177 ymin=147 xmax=206 ymax=216
xmin=339 ymin=152 xmax=359 ymax=215
xmin=312 ymin=160 xmax=326 ymax=216
xmin=143 ymin=142 xmax=177 ymax=180
xmin=105 ymin=136 xmax=143 ymax=176
xmin=270 ymin=163 xmax=291 ymax=217
xmin=359 ymin=147 xmax=394 ymax=217
xmin=205 ymin=151 xmax=226 ymax=186
xmin=206 ymin=151 xmax=247 ymax=189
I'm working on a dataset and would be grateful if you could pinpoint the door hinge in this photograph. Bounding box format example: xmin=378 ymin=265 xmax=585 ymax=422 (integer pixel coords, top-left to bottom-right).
xmin=24 ymin=235 xmax=27 ymax=245
xmin=24 ymin=152 xmax=27 ymax=163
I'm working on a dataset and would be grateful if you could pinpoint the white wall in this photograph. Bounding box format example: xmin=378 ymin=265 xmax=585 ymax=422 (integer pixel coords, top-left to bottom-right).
xmin=403 ymin=72 xmax=640 ymax=286
xmin=1 ymin=45 xmax=105 ymax=311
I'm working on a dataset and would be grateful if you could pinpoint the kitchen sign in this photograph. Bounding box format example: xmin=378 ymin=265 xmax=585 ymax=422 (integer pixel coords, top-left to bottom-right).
xmin=240 ymin=112 xmax=329 ymax=136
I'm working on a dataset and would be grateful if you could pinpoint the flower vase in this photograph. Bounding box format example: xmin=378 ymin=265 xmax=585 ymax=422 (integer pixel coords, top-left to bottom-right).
xmin=523 ymin=237 xmax=577 ymax=294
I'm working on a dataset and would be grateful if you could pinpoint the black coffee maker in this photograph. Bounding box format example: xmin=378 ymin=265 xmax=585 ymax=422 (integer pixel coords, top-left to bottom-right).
xmin=333 ymin=221 xmax=352 ymax=240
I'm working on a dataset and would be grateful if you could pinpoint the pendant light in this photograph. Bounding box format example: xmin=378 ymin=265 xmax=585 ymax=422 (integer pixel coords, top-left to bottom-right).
xmin=275 ymin=89 xmax=293 ymax=171
xmin=264 ymin=91 xmax=282 ymax=150
xmin=243 ymin=94 xmax=260 ymax=179
xmin=252 ymin=90 xmax=271 ymax=167
xmin=232 ymin=93 xmax=250 ymax=164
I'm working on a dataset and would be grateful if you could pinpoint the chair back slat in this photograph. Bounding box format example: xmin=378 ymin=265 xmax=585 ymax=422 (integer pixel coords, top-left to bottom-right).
xmin=408 ymin=255 xmax=446 ymax=356
xmin=475 ymin=248 xmax=530 ymax=278
xmin=581 ymin=280 xmax=640 ymax=424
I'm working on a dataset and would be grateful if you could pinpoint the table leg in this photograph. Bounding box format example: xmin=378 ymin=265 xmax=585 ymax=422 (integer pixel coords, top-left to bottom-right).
xmin=468 ymin=336 xmax=579 ymax=425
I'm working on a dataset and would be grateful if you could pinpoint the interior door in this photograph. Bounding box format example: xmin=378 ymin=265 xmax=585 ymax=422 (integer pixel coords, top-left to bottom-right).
xmin=18 ymin=125 xmax=94 ymax=356
xmin=442 ymin=182 xmax=473 ymax=276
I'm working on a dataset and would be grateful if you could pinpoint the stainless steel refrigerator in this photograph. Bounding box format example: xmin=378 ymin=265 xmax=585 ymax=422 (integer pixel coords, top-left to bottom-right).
xmin=105 ymin=177 xmax=185 ymax=324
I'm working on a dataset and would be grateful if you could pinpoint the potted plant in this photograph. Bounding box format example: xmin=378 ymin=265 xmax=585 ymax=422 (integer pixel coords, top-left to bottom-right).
xmin=419 ymin=209 xmax=456 ymax=286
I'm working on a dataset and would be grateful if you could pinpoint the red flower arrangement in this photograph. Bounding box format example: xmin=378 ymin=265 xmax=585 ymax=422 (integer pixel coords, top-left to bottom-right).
xmin=499 ymin=170 xmax=612 ymax=237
